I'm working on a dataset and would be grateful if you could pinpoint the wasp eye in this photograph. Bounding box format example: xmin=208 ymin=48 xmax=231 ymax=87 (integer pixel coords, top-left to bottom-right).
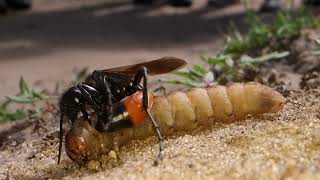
xmin=74 ymin=97 xmax=80 ymax=103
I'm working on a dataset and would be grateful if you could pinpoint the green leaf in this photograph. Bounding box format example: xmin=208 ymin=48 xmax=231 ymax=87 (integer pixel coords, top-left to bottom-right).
xmin=192 ymin=65 xmax=207 ymax=75
xmin=207 ymin=56 xmax=227 ymax=65
xmin=225 ymin=56 xmax=234 ymax=67
xmin=0 ymin=108 xmax=27 ymax=122
xmin=1 ymin=100 xmax=10 ymax=109
xmin=174 ymin=69 xmax=193 ymax=78
xmin=31 ymin=89 xmax=45 ymax=99
xmin=6 ymin=95 xmax=35 ymax=103
xmin=188 ymin=69 xmax=204 ymax=80
xmin=240 ymin=51 xmax=289 ymax=64
xmin=239 ymin=54 xmax=255 ymax=64
xmin=19 ymin=77 xmax=30 ymax=95
xmin=174 ymin=68 xmax=202 ymax=81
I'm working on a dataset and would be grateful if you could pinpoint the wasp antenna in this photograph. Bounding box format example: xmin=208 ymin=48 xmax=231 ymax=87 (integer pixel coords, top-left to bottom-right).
xmin=58 ymin=113 xmax=64 ymax=164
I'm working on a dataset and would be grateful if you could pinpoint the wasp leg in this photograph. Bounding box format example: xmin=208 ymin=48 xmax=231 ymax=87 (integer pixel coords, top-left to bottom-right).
xmin=132 ymin=67 xmax=164 ymax=161
xmin=57 ymin=113 xmax=64 ymax=164
xmin=94 ymin=74 xmax=114 ymax=132
xmin=77 ymin=83 xmax=100 ymax=121
xmin=77 ymin=84 xmax=100 ymax=111
xmin=101 ymin=75 xmax=113 ymax=125
xmin=131 ymin=67 xmax=148 ymax=110
xmin=92 ymin=70 xmax=118 ymax=102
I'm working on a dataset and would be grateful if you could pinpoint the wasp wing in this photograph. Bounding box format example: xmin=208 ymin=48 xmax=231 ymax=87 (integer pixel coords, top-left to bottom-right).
xmin=101 ymin=57 xmax=187 ymax=76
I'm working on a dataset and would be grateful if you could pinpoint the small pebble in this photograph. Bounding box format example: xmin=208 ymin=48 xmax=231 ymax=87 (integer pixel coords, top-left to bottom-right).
xmin=108 ymin=150 xmax=117 ymax=160
xmin=87 ymin=160 xmax=101 ymax=171
xmin=10 ymin=140 xmax=18 ymax=147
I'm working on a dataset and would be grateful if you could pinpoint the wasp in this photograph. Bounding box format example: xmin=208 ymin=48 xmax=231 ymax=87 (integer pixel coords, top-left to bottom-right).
xmin=58 ymin=57 xmax=187 ymax=164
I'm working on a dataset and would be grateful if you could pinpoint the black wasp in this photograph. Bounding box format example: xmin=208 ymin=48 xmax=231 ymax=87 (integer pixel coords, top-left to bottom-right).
xmin=58 ymin=57 xmax=187 ymax=164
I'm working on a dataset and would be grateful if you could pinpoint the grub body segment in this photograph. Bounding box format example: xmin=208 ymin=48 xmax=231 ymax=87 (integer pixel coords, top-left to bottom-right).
xmin=226 ymin=83 xmax=247 ymax=120
xmin=206 ymin=85 xmax=234 ymax=122
xmin=167 ymin=91 xmax=197 ymax=131
xmin=187 ymin=88 xmax=214 ymax=126
xmin=151 ymin=96 xmax=175 ymax=135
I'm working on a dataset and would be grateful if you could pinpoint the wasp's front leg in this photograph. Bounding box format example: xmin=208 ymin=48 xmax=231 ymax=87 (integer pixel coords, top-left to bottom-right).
xmin=94 ymin=75 xmax=114 ymax=132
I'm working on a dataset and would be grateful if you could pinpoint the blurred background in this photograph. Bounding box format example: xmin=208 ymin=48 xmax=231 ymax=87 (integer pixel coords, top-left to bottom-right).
xmin=0 ymin=0 xmax=308 ymax=99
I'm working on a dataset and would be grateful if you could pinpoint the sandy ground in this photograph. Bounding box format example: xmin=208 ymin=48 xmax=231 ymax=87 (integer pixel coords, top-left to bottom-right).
xmin=75 ymin=88 xmax=320 ymax=180
xmin=0 ymin=87 xmax=319 ymax=179
xmin=1 ymin=0 xmax=320 ymax=180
